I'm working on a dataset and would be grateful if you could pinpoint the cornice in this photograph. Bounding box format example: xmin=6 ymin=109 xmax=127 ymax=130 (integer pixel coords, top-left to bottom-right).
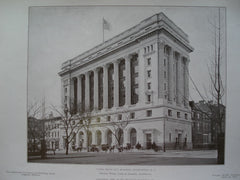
xmin=59 ymin=12 xmax=194 ymax=76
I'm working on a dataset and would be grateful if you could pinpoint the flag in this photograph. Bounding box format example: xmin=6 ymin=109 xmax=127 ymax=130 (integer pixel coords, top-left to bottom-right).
xmin=103 ymin=18 xmax=110 ymax=30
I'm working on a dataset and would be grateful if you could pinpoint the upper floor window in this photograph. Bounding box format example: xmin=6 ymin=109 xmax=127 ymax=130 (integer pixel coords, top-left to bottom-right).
xmin=147 ymin=95 xmax=151 ymax=102
xmin=96 ymin=117 xmax=101 ymax=122
xmin=144 ymin=44 xmax=154 ymax=54
xmin=177 ymin=112 xmax=181 ymax=118
xmin=130 ymin=112 xmax=135 ymax=119
xmin=147 ymin=58 xmax=151 ymax=65
xmin=118 ymin=114 xmax=122 ymax=120
xmin=168 ymin=109 xmax=172 ymax=116
xmin=147 ymin=82 xmax=151 ymax=90
xmin=107 ymin=116 xmax=111 ymax=121
xmin=185 ymin=113 xmax=188 ymax=120
xmin=147 ymin=70 xmax=151 ymax=78
xmin=146 ymin=110 xmax=152 ymax=117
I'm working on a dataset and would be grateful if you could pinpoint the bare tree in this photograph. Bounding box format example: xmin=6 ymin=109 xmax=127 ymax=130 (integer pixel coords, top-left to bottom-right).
xmin=106 ymin=108 xmax=130 ymax=150
xmin=188 ymin=8 xmax=225 ymax=163
xmin=51 ymin=101 xmax=84 ymax=155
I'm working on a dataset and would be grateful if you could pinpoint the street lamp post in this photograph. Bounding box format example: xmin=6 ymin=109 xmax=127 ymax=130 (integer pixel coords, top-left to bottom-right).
xmin=163 ymin=118 xmax=166 ymax=152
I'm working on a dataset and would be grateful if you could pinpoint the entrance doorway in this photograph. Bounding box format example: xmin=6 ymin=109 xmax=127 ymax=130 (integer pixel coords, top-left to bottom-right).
xmin=146 ymin=133 xmax=152 ymax=149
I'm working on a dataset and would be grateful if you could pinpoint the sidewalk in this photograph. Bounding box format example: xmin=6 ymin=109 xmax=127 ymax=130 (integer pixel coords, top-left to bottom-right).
xmin=28 ymin=149 xmax=217 ymax=160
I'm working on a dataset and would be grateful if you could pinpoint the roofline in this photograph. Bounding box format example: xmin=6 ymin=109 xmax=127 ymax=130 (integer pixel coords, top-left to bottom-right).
xmin=59 ymin=12 xmax=194 ymax=76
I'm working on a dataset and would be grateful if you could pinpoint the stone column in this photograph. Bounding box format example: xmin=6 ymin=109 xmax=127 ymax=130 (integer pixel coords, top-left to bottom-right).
xmin=83 ymin=130 xmax=87 ymax=149
xmin=184 ymin=59 xmax=190 ymax=107
xmin=113 ymin=60 xmax=119 ymax=108
xmin=125 ymin=55 xmax=131 ymax=106
xmin=67 ymin=77 xmax=71 ymax=109
xmin=101 ymin=130 xmax=107 ymax=145
xmin=138 ymin=48 xmax=145 ymax=104
xmin=77 ymin=75 xmax=82 ymax=112
xmin=168 ymin=48 xmax=174 ymax=102
xmin=93 ymin=68 xmax=99 ymax=111
xmin=177 ymin=55 xmax=182 ymax=105
xmin=85 ymin=72 xmax=90 ymax=111
xmin=158 ymin=40 xmax=165 ymax=99
xmin=92 ymin=131 xmax=96 ymax=145
xmin=123 ymin=129 xmax=129 ymax=146
xmin=103 ymin=64 xmax=109 ymax=109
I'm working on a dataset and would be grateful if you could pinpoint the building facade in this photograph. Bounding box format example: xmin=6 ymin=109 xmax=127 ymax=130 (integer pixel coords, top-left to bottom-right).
xmin=190 ymin=101 xmax=212 ymax=149
xmin=190 ymin=100 xmax=225 ymax=149
xmin=58 ymin=12 xmax=194 ymax=150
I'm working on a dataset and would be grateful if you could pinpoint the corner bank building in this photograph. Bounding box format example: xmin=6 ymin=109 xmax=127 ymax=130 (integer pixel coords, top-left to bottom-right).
xmin=59 ymin=12 xmax=194 ymax=150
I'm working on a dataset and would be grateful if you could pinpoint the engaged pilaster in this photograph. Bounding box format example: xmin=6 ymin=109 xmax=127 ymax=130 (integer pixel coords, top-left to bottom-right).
xmin=93 ymin=68 xmax=99 ymax=111
xmin=103 ymin=64 xmax=109 ymax=109
xmin=113 ymin=60 xmax=120 ymax=108
xmin=77 ymin=75 xmax=82 ymax=112
xmin=125 ymin=55 xmax=131 ymax=106
xmin=85 ymin=72 xmax=90 ymax=111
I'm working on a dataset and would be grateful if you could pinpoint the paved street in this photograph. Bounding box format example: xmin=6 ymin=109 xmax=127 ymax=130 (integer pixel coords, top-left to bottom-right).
xmin=28 ymin=150 xmax=218 ymax=165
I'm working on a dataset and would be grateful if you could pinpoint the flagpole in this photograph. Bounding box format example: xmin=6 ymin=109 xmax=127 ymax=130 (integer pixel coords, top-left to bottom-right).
xmin=102 ymin=18 xmax=104 ymax=42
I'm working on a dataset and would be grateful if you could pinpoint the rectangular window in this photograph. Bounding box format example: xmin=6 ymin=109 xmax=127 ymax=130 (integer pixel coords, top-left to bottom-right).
xmin=185 ymin=113 xmax=188 ymax=120
xmin=118 ymin=114 xmax=122 ymax=120
xmin=164 ymin=59 xmax=166 ymax=66
xmin=164 ymin=83 xmax=166 ymax=90
xmin=169 ymin=133 xmax=171 ymax=142
xmin=146 ymin=110 xmax=152 ymax=117
xmin=147 ymin=82 xmax=151 ymax=90
xmin=147 ymin=70 xmax=151 ymax=78
xmin=168 ymin=109 xmax=172 ymax=116
xmin=97 ymin=117 xmax=100 ymax=122
xmin=147 ymin=58 xmax=151 ymax=65
xmin=107 ymin=116 xmax=111 ymax=121
xmin=147 ymin=95 xmax=151 ymax=102
xmin=164 ymin=71 xmax=166 ymax=78
xmin=177 ymin=112 xmax=180 ymax=118
xmin=130 ymin=112 xmax=135 ymax=119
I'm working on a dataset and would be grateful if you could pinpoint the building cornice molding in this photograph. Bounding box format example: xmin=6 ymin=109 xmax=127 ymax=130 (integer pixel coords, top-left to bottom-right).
xmin=59 ymin=12 xmax=194 ymax=76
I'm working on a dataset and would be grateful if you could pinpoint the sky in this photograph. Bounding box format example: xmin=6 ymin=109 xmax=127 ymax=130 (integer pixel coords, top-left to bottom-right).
xmin=28 ymin=6 xmax=226 ymax=115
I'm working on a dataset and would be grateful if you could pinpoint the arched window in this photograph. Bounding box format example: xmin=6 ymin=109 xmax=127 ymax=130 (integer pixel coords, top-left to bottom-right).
xmin=130 ymin=128 xmax=137 ymax=147
xmin=107 ymin=130 xmax=112 ymax=146
xmin=96 ymin=130 xmax=102 ymax=145
xmin=117 ymin=129 xmax=123 ymax=146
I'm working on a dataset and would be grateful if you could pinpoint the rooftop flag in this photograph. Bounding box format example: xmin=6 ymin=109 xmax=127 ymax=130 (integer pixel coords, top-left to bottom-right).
xmin=103 ymin=18 xmax=110 ymax=30
xmin=103 ymin=18 xmax=110 ymax=42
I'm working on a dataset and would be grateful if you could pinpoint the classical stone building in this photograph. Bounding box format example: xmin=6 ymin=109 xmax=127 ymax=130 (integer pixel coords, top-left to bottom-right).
xmin=58 ymin=12 xmax=194 ymax=150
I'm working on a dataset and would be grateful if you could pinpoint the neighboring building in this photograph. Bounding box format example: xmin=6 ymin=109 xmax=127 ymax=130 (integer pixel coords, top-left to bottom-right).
xmin=190 ymin=100 xmax=225 ymax=149
xmin=58 ymin=12 xmax=194 ymax=150
xmin=28 ymin=117 xmax=44 ymax=152
xmin=44 ymin=116 xmax=62 ymax=150
xmin=190 ymin=101 xmax=212 ymax=149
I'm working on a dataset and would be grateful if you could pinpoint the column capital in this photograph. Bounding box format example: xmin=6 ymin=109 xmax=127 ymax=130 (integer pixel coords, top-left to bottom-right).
xmin=93 ymin=67 xmax=100 ymax=73
xmin=84 ymin=71 xmax=91 ymax=76
xmin=113 ymin=59 xmax=121 ymax=65
xmin=124 ymin=54 xmax=131 ymax=61
xmin=159 ymin=39 xmax=166 ymax=49
xmin=102 ymin=63 xmax=111 ymax=69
